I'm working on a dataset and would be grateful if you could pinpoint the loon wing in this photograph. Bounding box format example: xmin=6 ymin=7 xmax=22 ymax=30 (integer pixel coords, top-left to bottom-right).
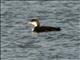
xmin=34 ymin=26 xmax=61 ymax=32
xmin=41 ymin=26 xmax=61 ymax=31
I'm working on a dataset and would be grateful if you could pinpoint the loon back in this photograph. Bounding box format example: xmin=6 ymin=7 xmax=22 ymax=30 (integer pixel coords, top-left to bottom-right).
xmin=34 ymin=26 xmax=61 ymax=33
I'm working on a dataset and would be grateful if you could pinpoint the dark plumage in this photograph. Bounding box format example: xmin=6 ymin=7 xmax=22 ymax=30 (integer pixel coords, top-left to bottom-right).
xmin=28 ymin=19 xmax=61 ymax=33
xmin=34 ymin=26 xmax=61 ymax=33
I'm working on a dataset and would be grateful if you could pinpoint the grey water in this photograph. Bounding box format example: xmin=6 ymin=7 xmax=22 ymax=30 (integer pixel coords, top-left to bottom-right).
xmin=1 ymin=1 xmax=80 ymax=60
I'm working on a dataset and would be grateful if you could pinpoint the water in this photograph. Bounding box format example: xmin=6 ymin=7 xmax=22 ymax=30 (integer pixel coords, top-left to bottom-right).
xmin=1 ymin=1 xmax=80 ymax=60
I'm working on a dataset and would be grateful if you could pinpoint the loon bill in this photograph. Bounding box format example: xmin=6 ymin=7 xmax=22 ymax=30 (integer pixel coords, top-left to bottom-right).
xmin=28 ymin=19 xmax=61 ymax=33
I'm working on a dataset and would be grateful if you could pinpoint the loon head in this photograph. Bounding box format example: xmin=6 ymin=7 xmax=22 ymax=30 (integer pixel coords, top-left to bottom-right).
xmin=28 ymin=19 xmax=40 ymax=27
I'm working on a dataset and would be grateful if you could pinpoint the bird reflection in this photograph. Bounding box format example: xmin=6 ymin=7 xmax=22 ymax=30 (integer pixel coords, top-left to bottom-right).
xmin=31 ymin=32 xmax=38 ymax=37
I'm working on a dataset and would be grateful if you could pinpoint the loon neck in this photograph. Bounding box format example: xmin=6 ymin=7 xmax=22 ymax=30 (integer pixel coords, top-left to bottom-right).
xmin=32 ymin=28 xmax=34 ymax=31
xmin=32 ymin=26 xmax=40 ymax=31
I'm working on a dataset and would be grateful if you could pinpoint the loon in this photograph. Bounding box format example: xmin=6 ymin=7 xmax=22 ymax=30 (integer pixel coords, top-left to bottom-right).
xmin=28 ymin=19 xmax=61 ymax=33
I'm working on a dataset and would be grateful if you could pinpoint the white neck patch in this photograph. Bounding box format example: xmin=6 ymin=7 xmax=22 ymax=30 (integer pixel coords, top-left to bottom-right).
xmin=30 ymin=22 xmax=37 ymax=27
xmin=32 ymin=28 xmax=34 ymax=31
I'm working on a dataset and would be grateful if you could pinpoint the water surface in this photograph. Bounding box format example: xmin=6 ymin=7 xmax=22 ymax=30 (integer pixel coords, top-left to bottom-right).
xmin=1 ymin=1 xmax=80 ymax=60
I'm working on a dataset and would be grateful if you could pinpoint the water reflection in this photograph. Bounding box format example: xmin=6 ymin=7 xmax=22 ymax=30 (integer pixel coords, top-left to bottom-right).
xmin=32 ymin=32 xmax=38 ymax=37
